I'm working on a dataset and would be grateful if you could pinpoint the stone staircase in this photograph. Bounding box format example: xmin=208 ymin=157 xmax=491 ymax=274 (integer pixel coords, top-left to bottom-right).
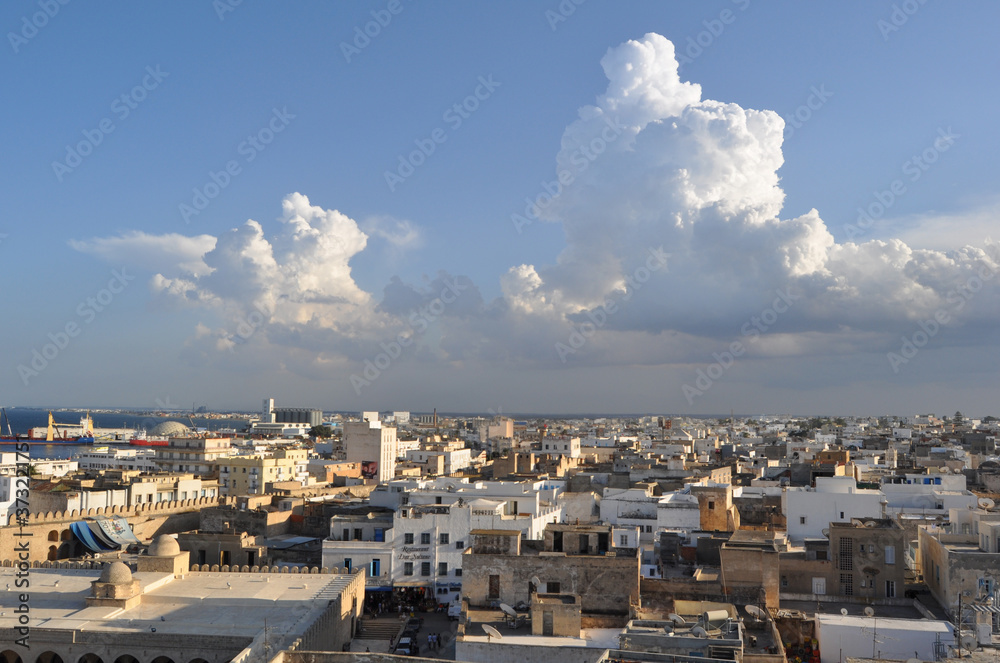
xmin=358 ymin=616 xmax=402 ymax=641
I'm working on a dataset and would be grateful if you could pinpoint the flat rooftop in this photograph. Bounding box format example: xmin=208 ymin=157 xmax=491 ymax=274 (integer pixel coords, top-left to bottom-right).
xmin=0 ymin=567 xmax=355 ymax=645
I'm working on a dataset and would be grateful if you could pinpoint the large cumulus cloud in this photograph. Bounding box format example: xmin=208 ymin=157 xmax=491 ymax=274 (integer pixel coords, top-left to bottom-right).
xmin=72 ymin=33 xmax=1000 ymax=397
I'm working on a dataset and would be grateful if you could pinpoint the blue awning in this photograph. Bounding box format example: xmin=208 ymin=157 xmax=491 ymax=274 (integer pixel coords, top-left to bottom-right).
xmin=71 ymin=521 xmax=116 ymax=553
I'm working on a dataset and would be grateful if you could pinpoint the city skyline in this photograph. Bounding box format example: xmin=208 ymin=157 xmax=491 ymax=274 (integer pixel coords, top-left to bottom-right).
xmin=4 ymin=2 xmax=999 ymax=415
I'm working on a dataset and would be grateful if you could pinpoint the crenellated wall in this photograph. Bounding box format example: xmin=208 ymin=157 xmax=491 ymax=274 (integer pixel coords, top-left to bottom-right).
xmin=1 ymin=496 xmax=220 ymax=562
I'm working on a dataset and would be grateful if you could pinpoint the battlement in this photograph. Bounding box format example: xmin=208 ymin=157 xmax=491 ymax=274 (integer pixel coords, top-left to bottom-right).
xmin=0 ymin=558 xmax=365 ymax=576
xmin=4 ymin=495 xmax=220 ymax=526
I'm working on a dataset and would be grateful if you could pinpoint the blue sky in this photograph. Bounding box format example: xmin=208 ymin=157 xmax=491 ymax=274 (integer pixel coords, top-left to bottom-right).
xmin=2 ymin=1 xmax=999 ymax=416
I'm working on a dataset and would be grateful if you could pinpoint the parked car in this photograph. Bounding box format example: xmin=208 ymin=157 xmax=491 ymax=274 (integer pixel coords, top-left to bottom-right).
xmin=394 ymin=637 xmax=418 ymax=656
xmin=406 ymin=617 xmax=423 ymax=632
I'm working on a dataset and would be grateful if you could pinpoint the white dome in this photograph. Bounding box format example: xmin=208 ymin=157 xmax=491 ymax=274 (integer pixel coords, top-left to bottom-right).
xmin=150 ymin=421 xmax=190 ymax=437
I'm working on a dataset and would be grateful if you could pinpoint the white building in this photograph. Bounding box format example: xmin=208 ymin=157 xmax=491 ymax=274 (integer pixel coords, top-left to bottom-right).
xmin=76 ymin=447 xmax=158 ymax=473
xmin=656 ymin=491 xmax=701 ymax=532
xmin=392 ymin=503 xmax=470 ymax=601
xmin=601 ymin=487 xmax=659 ymax=541
xmin=0 ymin=453 xmax=78 ymax=478
xmin=539 ymin=435 xmax=581 ymax=458
xmin=783 ymin=477 xmax=884 ymax=541
xmin=404 ymin=447 xmax=473 ymax=475
xmin=344 ymin=420 xmax=397 ymax=482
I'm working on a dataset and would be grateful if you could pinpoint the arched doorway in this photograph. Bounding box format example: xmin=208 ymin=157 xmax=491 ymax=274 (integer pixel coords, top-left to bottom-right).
xmin=47 ymin=545 xmax=58 ymax=561
xmin=77 ymin=655 xmax=104 ymax=663
xmin=112 ymin=656 xmax=139 ymax=663
xmin=35 ymin=653 xmax=64 ymax=663
xmin=150 ymin=657 xmax=176 ymax=663
xmin=1 ymin=649 xmax=24 ymax=663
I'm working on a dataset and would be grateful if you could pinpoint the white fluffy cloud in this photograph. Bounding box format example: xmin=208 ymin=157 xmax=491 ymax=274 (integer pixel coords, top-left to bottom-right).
xmin=72 ymin=33 xmax=1000 ymax=407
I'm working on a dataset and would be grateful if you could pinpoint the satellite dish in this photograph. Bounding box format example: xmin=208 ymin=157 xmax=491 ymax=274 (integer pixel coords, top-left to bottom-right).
xmin=482 ymin=624 xmax=503 ymax=641
xmin=961 ymin=633 xmax=977 ymax=650
xmin=864 ymin=606 xmax=875 ymax=617
xmin=531 ymin=576 xmax=541 ymax=587
xmin=979 ymin=498 xmax=995 ymax=510
xmin=745 ymin=605 xmax=767 ymax=620
xmin=500 ymin=603 xmax=517 ymax=617
xmin=668 ymin=613 xmax=686 ymax=625
xmin=841 ymin=608 xmax=849 ymax=616
xmin=864 ymin=520 xmax=877 ymax=527
xmin=691 ymin=626 xmax=708 ymax=638
xmin=822 ymin=528 xmax=830 ymax=538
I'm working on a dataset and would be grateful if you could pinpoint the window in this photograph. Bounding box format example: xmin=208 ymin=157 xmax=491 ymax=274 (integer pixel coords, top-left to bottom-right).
xmin=421 ymin=562 xmax=431 ymax=577
xmin=353 ymin=528 xmax=363 ymax=541
xmin=885 ymin=580 xmax=896 ymax=598
xmin=404 ymin=562 xmax=413 ymax=576
xmin=800 ymin=516 xmax=807 ymax=525
xmin=781 ymin=575 xmax=788 ymax=588
xmin=840 ymin=511 xmax=845 ymax=519
xmin=438 ymin=562 xmax=448 ymax=575
xmin=839 ymin=537 xmax=854 ymax=570
xmin=404 ymin=533 xmax=414 ymax=545
xmin=841 ymin=573 xmax=853 ymax=596
xmin=344 ymin=558 xmax=352 ymax=571
xmin=620 ymin=535 xmax=628 ymax=545
xmin=435 ymin=496 xmax=442 ymax=505
xmin=645 ymin=525 xmax=653 ymax=533
xmin=708 ymin=501 xmax=715 ymax=510
xmin=885 ymin=545 xmax=895 ymax=564
xmin=371 ymin=559 xmax=381 ymax=577
xmin=455 ymin=540 xmax=465 ymax=550
xmin=455 ymin=568 xmax=462 ymax=577
xmin=546 ymin=581 xmax=561 ymax=594
xmin=440 ymin=533 xmax=449 ymax=545
xmin=374 ymin=528 xmax=385 ymax=542
xmin=421 ymin=533 xmax=431 ymax=545
xmin=488 ymin=575 xmax=500 ymax=598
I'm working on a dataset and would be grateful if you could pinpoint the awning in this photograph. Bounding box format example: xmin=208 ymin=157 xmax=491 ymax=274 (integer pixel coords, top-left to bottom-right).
xmin=970 ymin=605 xmax=1000 ymax=613
xmin=366 ymin=587 xmax=393 ymax=592
xmin=94 ymin=515 xmax=140 ymax=545
xmin=70 ymin=521 xmax=116 ymax=553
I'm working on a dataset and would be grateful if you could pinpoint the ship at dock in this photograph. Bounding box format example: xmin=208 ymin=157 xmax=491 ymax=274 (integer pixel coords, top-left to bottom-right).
xmin=1 ymin=410 xmax=135 ymax=445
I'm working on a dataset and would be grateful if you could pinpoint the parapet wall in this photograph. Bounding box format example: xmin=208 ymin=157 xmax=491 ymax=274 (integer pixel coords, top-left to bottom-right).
xmin=5 ymin=495 xmax=220 ymax=526
xmin=1 ymin=496 xmax=219 ymax=562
